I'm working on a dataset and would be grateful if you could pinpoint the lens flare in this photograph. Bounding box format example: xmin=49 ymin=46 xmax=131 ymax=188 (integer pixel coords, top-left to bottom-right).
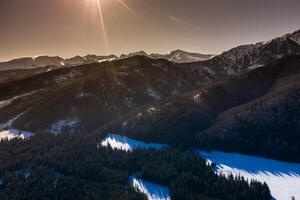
xmin=83 ymin=0 xmax=138 ymax=52
xmin=95 ymin=0 xmax=109 ymax=51
xmin=170 ymin=16 xmax=201 ymax=32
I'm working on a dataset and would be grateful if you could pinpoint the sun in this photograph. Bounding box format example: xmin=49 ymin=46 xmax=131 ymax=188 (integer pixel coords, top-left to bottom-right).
xmin=83 ymin=0 xmax=137 ymax=52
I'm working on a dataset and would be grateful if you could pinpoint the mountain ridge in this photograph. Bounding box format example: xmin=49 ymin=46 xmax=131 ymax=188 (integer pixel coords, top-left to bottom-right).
xmin=0 ymin=29 xmax=300 ymax=163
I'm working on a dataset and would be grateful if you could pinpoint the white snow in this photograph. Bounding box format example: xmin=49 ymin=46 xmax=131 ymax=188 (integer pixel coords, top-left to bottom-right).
xmin=146 ymin=89 xmax=161 ymax=100
xmin=193 ymin=93 xmax=202 ymax=103
xmin=289 ymin=31 xmax=300 ymax=46
xmin=0 ymin=112 xmax=26 ymax=130
xmin=169 ymin=52 xmax=181 ymax=62
xmin=100 ymin=134 xmax=168 ymax=152
xmin=0 ymin=129 xmax=34 ymax=141
xmin=197 ymin=150 xmax=300 ymax=200
xmin=147 ymin=106 xmax=158 ymax=114
xmin=49 ymin=119 xmax=79 ymax=135
xmin=130 ymin=176 xmax=171 ymax=200
xmin=99 ymin=134 xmax=300 ymax=200
xmin=0 ymin=90 xmax=39 ymax=110
xmin=248 ymin=63 xmax=264 ymax=70
xmin=97 ymin=58 xmax=115 ymax=63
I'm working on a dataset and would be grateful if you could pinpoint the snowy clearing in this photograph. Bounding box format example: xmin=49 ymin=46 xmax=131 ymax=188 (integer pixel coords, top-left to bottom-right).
xmin=100 ymin=134 xmax=168 ymax=152
xmin=0 ymin=129 xmax=34 ymax=141
xmin=100 ymin=135 xmax=300 ymax=200
xmin=197 ymin=151 xmax=300 ymax=200
xmin=130 ymin=176 xmax=171 ymax=200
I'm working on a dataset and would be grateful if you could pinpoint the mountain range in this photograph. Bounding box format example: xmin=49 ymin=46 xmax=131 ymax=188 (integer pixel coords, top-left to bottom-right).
xmin=0 ymin=50 xmax=214 ymax=72
xmin=1 ymin=30 xmax=299 ymax=148
xmin=1 ymin=28 xmax=300 ymax=200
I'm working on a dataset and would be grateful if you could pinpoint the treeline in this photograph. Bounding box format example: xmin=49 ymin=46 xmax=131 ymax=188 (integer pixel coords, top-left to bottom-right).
xmin=0 ymin=132 xmax=271 ymax=200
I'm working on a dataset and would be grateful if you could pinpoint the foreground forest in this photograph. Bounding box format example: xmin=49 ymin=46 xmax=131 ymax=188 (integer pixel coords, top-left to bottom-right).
xmin=0 ymin=133 xmax=271 ymax=200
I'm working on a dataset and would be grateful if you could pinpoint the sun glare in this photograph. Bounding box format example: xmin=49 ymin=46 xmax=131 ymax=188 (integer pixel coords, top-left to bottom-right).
xmin=83 ymin=0 xmax=137 ymax=52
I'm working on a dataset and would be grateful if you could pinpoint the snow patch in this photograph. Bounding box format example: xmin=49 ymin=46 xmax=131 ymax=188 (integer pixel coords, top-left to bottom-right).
xmin=130 ymin=176 xmax=171 ymax=200
xmin=147 ymin=106 xmax=158 ymax=114
xmin=0 ymin=112 xmax=26 ymax=130
xmin=49 ymin=119 xmax=79 ymax=135
xmin=136 ymin=112 xmax=143 ymax=118
xmin=197 ymin=150 xmax=300 ymax=200
xmin=97 ymin=57 xmax=115 ymax=63
xmin=0 ymin=90 xmax=39 ymax=110
xmin=289 ymin=31 xmax=300 ymax=45
xmin=169 ymin=52 xmax=181 ymax=62
xmin=100 ymin=134 xmax=168 ymax=152
xmin=0 ymin=129 xmax=34 ymax=141
xmin=146 ymin=89 xmax=161 ymax=100
xmin=248 ymin=64 xmax=264 ymax=70
xmin=193 ymin=93 xmax=202 ymax=103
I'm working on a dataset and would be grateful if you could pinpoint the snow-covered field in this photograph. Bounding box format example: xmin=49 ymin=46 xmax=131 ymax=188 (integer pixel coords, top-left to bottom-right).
xmin=197 ymin=151 xmax=300 ymax=200
xmin=100 ymin=134 xmax=300 ymax=200
xmin=0 ymin=129 xmax=34 ymax=141
xmin=101 ymin=134 xmax=171 ymax=200
xmin=100 ymin=134 xmax=168 ymax=152
xmin=130 ymin=176 xmax=171 ymax=200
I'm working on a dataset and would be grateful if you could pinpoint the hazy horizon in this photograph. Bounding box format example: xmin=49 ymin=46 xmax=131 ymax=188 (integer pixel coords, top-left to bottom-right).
xmin=1 ymin=0 xmax=300 ymax=62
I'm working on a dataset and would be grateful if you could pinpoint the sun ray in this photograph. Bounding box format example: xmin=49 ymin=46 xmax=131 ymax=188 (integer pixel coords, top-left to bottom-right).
xmin=117 ymin=0 xmax=138 ymax=16
xmin=96 ymin=0 xmax=110 ymax=52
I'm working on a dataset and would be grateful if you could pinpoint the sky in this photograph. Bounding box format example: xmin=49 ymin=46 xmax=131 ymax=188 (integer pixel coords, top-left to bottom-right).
xmin=0 ymin=0 xmax=300 ymax=61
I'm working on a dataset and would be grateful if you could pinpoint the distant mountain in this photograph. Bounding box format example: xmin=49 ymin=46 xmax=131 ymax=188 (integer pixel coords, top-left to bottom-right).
xmin=152 ymin=49 xmax=215 ymax=63
xmin=0 ymin=54 xmax=117 ymax=71
xmin=1 ymin=29 xmax=299 ymax=73
xmin=192 ymin=29 xmax=300 ymax=73
xmin=120 ymin=50 xmax=214 ymax=63
xmin=0 ymin=50 xmax=213 ymax=72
